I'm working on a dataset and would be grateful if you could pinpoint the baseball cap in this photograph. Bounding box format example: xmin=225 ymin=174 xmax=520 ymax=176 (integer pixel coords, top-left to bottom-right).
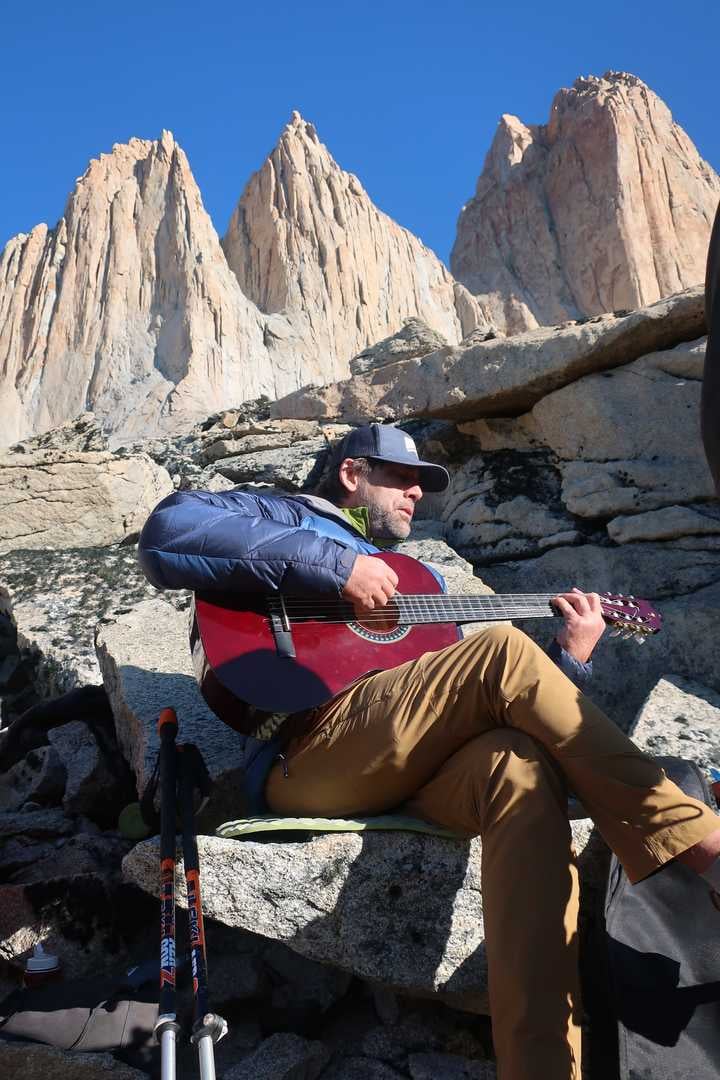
xmin=335 ymin=424 xmax=450 ymax=493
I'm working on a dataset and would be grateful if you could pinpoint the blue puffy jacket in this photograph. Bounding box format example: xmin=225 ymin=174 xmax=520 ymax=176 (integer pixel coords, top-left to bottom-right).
xmin=139 ymin=489 xmax=378 ymax=596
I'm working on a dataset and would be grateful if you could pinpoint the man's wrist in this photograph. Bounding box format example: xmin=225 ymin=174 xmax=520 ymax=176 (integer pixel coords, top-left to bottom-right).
xmin=556 ymin=637 xmax=593 ymax=664
xmin=555 ymin=629 xmax=595 ymax=664
xmin=547 ymin=638 xmax=593 ymax=690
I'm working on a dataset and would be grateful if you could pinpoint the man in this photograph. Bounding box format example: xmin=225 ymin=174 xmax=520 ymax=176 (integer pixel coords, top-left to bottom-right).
xmin=138 ymin=424 xmax=720 ymax=1080
xmin=703 ymin=199 xmax=720 ymax=494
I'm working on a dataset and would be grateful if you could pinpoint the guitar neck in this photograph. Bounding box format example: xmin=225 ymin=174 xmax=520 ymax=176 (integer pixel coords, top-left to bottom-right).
xmin=396 ymin=594 xmax=559 ymax=624
xmin=280 ymin=594 xmax=560 ymax=626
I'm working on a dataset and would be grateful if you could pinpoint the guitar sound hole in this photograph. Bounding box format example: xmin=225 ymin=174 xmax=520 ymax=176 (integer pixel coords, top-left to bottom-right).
xmin=354 ymin=608 xmax=399 ymax=634
xmin=348 ymin=603 xmax=411 ymax=645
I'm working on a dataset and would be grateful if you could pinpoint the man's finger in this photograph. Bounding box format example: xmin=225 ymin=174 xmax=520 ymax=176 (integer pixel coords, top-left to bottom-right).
xmin=555 ymin=592 xmax=585 ymax=616
xmin=562 ymin=590 xmax=590 ymax=614
xmin=380 ymin=575 xmax=397 ymax=599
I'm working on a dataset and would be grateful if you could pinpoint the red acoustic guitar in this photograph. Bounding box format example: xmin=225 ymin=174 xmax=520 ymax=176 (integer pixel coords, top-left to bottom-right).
xmin=191 ymin=551 xmax=662 ymax=735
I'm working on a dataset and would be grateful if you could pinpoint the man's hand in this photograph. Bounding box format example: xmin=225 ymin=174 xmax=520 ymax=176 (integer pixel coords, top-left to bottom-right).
xmin=342 ymin=554 xmax=399 ymax=612
xmin=552 ymin=588 xmax=606 ymax=663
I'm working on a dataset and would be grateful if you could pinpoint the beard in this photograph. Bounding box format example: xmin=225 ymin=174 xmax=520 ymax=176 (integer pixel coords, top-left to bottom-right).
xmin=366 ymin=500 xmax=412 ymax=541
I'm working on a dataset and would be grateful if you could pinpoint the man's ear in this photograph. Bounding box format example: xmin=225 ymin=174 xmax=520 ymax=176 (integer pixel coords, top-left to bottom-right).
xmin=338 ymin=458 xmax=361 ymax=498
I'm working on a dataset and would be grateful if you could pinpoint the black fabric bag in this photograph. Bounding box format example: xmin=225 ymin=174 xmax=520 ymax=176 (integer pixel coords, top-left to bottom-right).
xmin=0 ymin=963 xmax=159 ymax=1071
xmin=595 ymin=756 xmax=720 ymax=1080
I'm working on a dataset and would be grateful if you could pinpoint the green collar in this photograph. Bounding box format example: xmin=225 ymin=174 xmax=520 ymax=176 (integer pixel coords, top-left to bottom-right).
xmin=339 ymin=505 xmax=395 ymax=548
xmin=340 ymin=505 xmax=371 ymax=537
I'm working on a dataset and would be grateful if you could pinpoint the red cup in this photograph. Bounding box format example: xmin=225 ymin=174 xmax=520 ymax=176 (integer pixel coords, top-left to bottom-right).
xmin=23 ymin=943 xmax=62 ymax=988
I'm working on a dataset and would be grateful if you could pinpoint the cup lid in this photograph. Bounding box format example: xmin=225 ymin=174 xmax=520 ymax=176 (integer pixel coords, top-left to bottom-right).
xmin=25 ymin=943 xmax=60 ymax=972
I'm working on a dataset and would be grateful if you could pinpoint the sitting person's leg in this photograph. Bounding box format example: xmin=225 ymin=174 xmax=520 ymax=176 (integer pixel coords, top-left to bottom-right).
xmin=268 ymin=707 xmax=583 ymax=1078
xmin=266 ymin=625 xmax=719 ymax=1080
xmin=404 ymin=730 xmax=582 ymax=1080
xmin=421 ymin=625 xmax=720 ymax=885
xmin=268 ymin=624 xmax=719 ymax=886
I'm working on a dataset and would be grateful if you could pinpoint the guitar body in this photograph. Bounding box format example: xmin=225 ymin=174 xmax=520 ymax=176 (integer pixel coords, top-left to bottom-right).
xmin=192 ymin=552 xmax=460 ymax=729
xmin=191 ymin=550 xmax=661 ymax=736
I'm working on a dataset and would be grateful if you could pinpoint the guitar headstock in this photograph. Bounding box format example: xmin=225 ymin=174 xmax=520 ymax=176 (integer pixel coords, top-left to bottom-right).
xmin=599 ymin=594 xmax=662 ymax=641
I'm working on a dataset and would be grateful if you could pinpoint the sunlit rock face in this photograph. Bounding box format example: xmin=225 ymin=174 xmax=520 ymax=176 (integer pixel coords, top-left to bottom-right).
xmin=222 ymin=112 xmax=490 ymax=378
xmin=451 ymin=72 xmax=720 ymax=335
xmin=0 ymin=117 xmax=490 ymax=449
xmin=3 ymin=74 xmax=717 ymax=446
xmin=0 ymin=132 xmax=283 ymax=448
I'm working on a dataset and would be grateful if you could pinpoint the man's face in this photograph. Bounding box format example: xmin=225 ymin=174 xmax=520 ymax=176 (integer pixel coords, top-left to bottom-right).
xmin=352 ymin=460 xmax=423 ymax=540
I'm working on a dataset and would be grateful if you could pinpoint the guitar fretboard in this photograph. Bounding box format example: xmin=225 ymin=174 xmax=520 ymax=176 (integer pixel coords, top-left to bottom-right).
xmin=277 ymin=594 xmax=561 ymax=625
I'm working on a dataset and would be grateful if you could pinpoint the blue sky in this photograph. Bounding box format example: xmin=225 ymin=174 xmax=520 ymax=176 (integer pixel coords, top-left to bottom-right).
xmin=2 ymin=0 xmax=719 ymax=264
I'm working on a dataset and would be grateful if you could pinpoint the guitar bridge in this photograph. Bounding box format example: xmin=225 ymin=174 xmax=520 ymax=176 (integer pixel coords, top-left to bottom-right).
xmin=267 ymin=596 xmax=296 ymax=659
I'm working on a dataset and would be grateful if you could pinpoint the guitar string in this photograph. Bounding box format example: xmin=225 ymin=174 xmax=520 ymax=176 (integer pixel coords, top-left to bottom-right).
xmin=277 ymin=614 xmax=638 ymax=624
xmin=276 ymin=609 xmax=634 ymax=617
xmin=281 ymin=594 xmax=561 ymax=603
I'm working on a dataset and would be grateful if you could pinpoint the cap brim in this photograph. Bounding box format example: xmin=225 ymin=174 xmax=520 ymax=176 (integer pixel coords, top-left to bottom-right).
xmin=416 ymin=462 xmax=450 ymax=493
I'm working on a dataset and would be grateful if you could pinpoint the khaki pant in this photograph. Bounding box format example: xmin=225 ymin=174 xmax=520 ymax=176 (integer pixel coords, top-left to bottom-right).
xmin=266 ymin=626 xmax=719 ymax=1080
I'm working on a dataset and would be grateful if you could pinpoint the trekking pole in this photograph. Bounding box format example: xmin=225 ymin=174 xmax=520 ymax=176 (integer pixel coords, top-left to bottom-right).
xmin=153 ymin=708 xmax=181 ymax=1080
xmin=178 ymin=743 xmax=227 ymax=1079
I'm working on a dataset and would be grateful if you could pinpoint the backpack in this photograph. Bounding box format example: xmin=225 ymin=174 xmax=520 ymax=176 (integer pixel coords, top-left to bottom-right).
xmin=588 ymin=756 xmax=720 ymax=1080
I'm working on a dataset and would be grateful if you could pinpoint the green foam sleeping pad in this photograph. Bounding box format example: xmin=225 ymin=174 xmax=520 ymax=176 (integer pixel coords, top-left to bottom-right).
xmin=215 ymin=813 xmax=464 ymax=840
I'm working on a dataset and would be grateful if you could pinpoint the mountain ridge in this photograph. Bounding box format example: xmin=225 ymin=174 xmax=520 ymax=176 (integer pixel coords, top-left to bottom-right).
xmin=0 ymin=114 xmax=485 ymax=447
xmin=1 ymin=72 xmax=718 ymax=446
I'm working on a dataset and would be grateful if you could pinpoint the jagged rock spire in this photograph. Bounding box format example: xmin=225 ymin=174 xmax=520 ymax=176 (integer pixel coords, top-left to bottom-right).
xmin=222 ymin=111 xmax=489 ymax=380
xmin=0 ymin=118 xmax=489 ymax=446
xmin=451 ymin=72 xmax=720 ymax=334
xmin=0 ymin=133 xmax=274 ymax=445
